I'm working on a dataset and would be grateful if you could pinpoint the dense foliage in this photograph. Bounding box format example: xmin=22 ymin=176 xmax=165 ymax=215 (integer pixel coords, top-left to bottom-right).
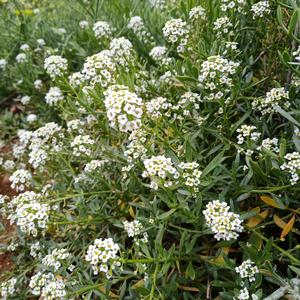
xmin=1 ymin=0 xmax=300 ymax=299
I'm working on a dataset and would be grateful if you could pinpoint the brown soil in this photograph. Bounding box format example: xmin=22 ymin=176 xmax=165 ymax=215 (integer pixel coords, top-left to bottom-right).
xmin=0 ymin=144 xmax=16 ymax=275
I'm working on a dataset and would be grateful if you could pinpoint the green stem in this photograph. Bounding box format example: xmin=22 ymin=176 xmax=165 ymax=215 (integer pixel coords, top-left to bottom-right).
xmin=250 ymin=229 xmax=300 ymax=265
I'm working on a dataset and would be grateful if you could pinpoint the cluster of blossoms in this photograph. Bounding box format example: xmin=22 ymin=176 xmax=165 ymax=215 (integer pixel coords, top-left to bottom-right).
xmin=146 ymin=96 xmax=172 ymax=118
xmin=44 ymin=55 xmax=68 ymax=79
xmin=20 ymin=95 xmax=31 ymax=105
xmin=198 ymin=56 xmax=239 ymax=101
xmin=127 ymin=16 xmax=154 ymax=46
xmin=85 ymin=238 xmax=120 ymax=277
xmin=235 ymin=259 xmax=260 ymax=282
xmin=251 ymin=1 xmax=271 ymax=19
xmin=8 ymin=191 xmax=50 ymax=236
xmin=93 ymin=21 xmax=113 ymax=40
xmin=79 ymin=20 xmax=89 ymax=29
xmin=178 ymin=162 xmax=202 ymax=192
xmin=70 ymin=134 xmax=95 ymax=156
xmin=68 ymin=72 xmax=85 ymax=87
xmin=9 ymin=169 xmax=32 ymax=191
xmin=148 ymin=0 xmax=166 ymax=9
xmin=30 ymin=241 xmax=43 ymax=258
xmin=109 ymin=37 xmax=135 ymax=67
xmin=45 ymin=87 xmax=64 ymax=106
xmin=25 ymin=122 xmax=64 ymax=169
xmin=189 ymin=5 xmax=207 ymax=22
xmin=281 ymin=152 xmax=300 ymax=185
xmin=213 ymin=17 xmax=233 ymax=36
xmin=203 ymin=200 xmax=243 ymax=241
xmin=252 ymin=87 xmax=289 ymax=115
xmin=122 ymin=129 xmax=148 ymax=174
xmin=84 ymin=159 xmax=107 ymax=173
xmin=67 ymin=119 xmax=85 ymax=133
xmin=123 ymin=220 xmax=149 ymax=245
xmin=220 ymin=0 xmax=246 ymax=13
xmin=162 ymin=18 xmax=190 ymax=53
xmin=29 ymin=272 xmax=67 ymax=299
xmin=34 ymin=79 xmax=43 ymax=90
xmin=81 ymin=51 xmax=116 ymax=88
xmin=172 ymin=92 xmax=202 ymax=120
xmin=258 ymin=138 xmax=279 ymax=153
xmin=142 ymin=155 xmax=179 ymax=190
xmin=237 ymin=125 xmax=261 ymax=145
xmin=42 ymin=248 xmax=71 ymax=271
xmin=0 ymin=277 xmax=17 ymax=299
xmin=149 ymin=46 xmax=172 ymax=65
xmin=16 ymin=52 xmax=27 ymax=63
xmin=234 ymin=287 xmax=252 ymax=300
xmin=0 ymin=58 xmax=7 ymax=70
xmin=104 ymin=85 xmax=143 ymax=132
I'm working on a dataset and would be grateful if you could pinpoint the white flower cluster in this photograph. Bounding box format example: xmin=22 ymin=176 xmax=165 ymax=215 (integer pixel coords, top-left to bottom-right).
xmin=0 ymin=277 xmax=17 ymax=299
xmin=178 ymin=162 xmax=202 ymax=192
xmin=281 ymin=152 xmax=300 ymax=185
xmin=203 ymin=200 xmax=243 ymax=241
xmin=84 ymin=159 xmax=107 ymax=173
xmin=70 ymin=134 xmax=95 ymax=156
xmin=29 ymin=272 xmax=67 ymax=299
xmin=25 ymin=122 xmax=64 ymax=169
xmin=68 ymin=72 xmax=85 ymax=87
xmin=251 ymin=1 xmax=271 ymax=19
xmin=9 ymin=169 xmax=32 ymax=191
xmin=20 ymin=95 xmax=31 ymax=105
xmin=142 ymin=155 xmax=179 ymax=190
xmin=189 ymin=6 xmax=207 ymax=22
xmin=67 ymin=119 xmax=85 ymax=133
xmin=146 ymin=96 xmax=172 ymax=118
xmin=258 ymin=138 xmax=279 ymax=153
xmin=162 ymin=18 xmax=190 ymax=53
xmin=235 ymin=259 xmax=259 ymax=282
xmin=16 ymin=53 xmax=27 ymax=63
xmin=122 ymin=129 xmax=148 ymax=174
xmin=34 ymin=79 xmax=43 ymax=90
xmin=198 ymin=55 xmax=239 ymax=101
xmin=42 ymin=248 xmax=71 ymax=271
xmin=149 ymin=46 xmax=172 ymax=65
xmin=30 ymin=241 xmax=42 ymax=258
xmin=85 ymin=238 xmax=120 ymax=276
xmin=123 ymin=220 xmax=149 ymax=245
xmin=45 ymin=87 xmax=64 ymax=106
xmin=213 ymin=17 xmax=233 ymax=36
xmin=0 ymin=58 xmax=7 ymax=70
xmin=252 ymin=87 xmax=289 ymax=115
xmin=2 ymin=160 xmax=15 ymax=171
xmin=128 ymin=16 xmax=154 ymax=46
xmin=44 ymin=55 xmax=68 ymax=79
xmin=220 ymin=0 xmax=246 ymax=13
xmin=237 ymin=125 xmax=261 ymax=145
xmin=81 ymin=51 xmax=116 ymax=88
xmin=79 ymin=20 xmax=89 ymax=29
xmin=172 ymin=92 xmax=202 ymax=119
xmin=104 ymin=85 xmax=143 ymax=132
xmin=8 ymin=191 xmax=50 ymax=237
xmin=109 ymin=37 xmax=134 ymax=67
xmin=93 ymin=21 xmax=113 ymax=40
xmin=235 ymin=287 xmax=251 ymax=300
xmin=149 ymin=0 xmax=166 ymax=9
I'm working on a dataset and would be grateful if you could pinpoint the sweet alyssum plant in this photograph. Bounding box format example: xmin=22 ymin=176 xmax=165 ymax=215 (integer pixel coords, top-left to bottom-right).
xmin=0 ymin=0 xmax=300 ymax=299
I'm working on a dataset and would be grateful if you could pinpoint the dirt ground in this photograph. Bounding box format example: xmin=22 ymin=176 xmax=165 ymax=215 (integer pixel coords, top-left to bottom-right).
xmin=0 ymin=144 xmax=16 ymax=275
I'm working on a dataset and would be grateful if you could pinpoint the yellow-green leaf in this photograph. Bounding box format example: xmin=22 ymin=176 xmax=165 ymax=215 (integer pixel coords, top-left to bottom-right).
xmin=274 ymin=214 xmax=287 ymax=229
xmin=247 ymin=210 xmax=269 ymax=228
xmin=280 ymin=215 xmax=296 ymax=240
xmin=260 ymin=195 xmax=281 ymax=208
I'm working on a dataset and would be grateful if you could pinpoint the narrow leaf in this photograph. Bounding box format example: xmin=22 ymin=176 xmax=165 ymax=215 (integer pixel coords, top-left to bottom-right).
xmin=280 ymin=215 xmax=295 ymax=240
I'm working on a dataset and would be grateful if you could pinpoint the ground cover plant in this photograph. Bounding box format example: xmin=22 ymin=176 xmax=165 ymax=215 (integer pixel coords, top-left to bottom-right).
xmin=1 ymin=0 xmax=300 ymax=299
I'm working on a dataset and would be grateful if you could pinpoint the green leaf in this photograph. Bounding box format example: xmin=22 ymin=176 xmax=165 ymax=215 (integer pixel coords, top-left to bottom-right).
xmin=185 ymin=262 xmax=195 ymax=280
xmin=288 ymin=9 xmax=299 ymax=35
xmin=157 ymin=209 xmax=177 ymax=220
xmin=274 ymin=106 xmax=300 ymax=126
xmin=202 ymin=151 xmax=226 ymax=177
